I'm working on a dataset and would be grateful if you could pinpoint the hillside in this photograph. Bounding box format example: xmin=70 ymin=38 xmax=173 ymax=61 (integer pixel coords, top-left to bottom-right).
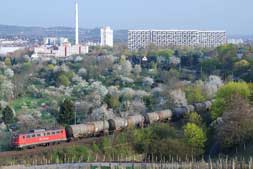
xmin=0 ymin=25 xmax=128 ymax=43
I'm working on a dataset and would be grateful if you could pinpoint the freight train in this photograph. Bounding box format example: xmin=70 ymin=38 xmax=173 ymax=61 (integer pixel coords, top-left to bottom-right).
xmin=11 ymin=101 xmax=212 ymax=149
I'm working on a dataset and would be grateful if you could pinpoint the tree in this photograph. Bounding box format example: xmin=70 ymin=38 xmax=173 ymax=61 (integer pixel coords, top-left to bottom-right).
xmin=185 ymin=85 xmax=206 ymax=104
xmin=0 ymin=79 xmax=14 ymax=101
xmin=4 ymin=57 xmax=11 ymax=66
xmin=185 ymin=112 xmax=203 ymax=126
xmin=211 ymin=82 xmax=250 ymax=120
xmin=121 ymin=60 xmax=132 ymax=76
xmin=57 ymin=74 xmax=70 ymax=86
xmin=2 ymin=106 xmax=15 ymax=125
xmin=58 ymin=99 xmax=75 ymax=125
xmin=184 ymin=123 xmax=207 ymax=149
xmin=157 ymin=49 xmax=174 ymax=58
xmin=133 ymin=64 xmax=142 ymax=77
xmin=105 ymin=95 xmax=120 ymax=110
xmin=215 ymin=94 xmax=253 ymax=149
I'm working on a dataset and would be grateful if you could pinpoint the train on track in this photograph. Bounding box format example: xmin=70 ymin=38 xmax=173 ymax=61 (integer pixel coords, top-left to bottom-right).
xmin=11 ymin=101 xmax=212 ymax=149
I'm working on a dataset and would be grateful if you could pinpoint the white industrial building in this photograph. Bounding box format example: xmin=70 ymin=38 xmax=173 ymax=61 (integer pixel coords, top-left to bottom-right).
xmin=128 ymin=30 xmax=227 ymax=50
xmin=100 ymin=26 xmax=113 ymax=47
xmin=34 ymin=42 xmax=88 ymax=58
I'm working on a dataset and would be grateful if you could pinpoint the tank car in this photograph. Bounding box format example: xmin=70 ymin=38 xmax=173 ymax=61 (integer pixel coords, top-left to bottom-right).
xmin=194 ymin=102 xmax=211 ymax=113
xmin=92 ymin=121 xmax=110 ymax=134
xmin=204 ymin=101 xmax=212 ymax=111
xmin=108 ymin=117 xmax=128 ymax=132
xmin=127 ymin=115 xmax=145 ymax=128
xmin=66 ymin=123 xmax=95 ymax=139
xmin=172 ymin=107 xmax=189 ymax=120
xmin=144 ymin=112 xmax=160 ymax=124
xmin=157 ymin=109 xmax=173 ymax=122
xmin=187 ymin=105 xmax=195 ymax=113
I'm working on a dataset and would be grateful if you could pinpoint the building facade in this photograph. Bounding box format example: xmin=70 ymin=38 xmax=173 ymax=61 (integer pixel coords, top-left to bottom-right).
xmin=100 ymin=26 xmax=114 ymax=47
xmin=34 ymin=43 xmax=89 ymax=58
xmin=128 ymin=30 xmax=227 ymax=51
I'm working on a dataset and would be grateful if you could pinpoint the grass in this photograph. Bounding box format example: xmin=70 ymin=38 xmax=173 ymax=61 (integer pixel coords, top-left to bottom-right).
xmin=10 ymin=97 xmax=49 ymax=113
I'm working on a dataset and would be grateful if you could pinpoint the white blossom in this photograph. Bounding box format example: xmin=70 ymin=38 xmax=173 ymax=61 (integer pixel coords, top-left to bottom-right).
xmin=120 ymin=88 xmax=135 ymax=99
xmin=108 ymin=86 xmax=120 ymax=97
xmin=204 ymin=75 xmax=224 ymax=98
xmin=0 ymin=80 xmax=14 ymax=101
xmin=90 ymin=104 xmax=115 ymax=121
xmin=4 ymin=68 xmax=14 ymax=78
xmin=143 ymin=77 xmax=154 ymax=86
xmin=72 ymin=75 xmax=83 ymax=84
xmin=89 ymin=81 xmax=108 ymax=98
xmin=133 ymin=64 xmax=142 ymax=76
xmin=134 ymin=90 xmax=150 ymax=98
xmin=120 ymin=76 xmax=134 ymax=84
xmin=169 ymin=89 xmax=188 ymax=107
xmin=78 ymin=68 xmax=87 ymax=78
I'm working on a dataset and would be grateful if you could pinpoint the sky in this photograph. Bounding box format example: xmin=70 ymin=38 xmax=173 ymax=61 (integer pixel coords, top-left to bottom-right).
xmin=1 ymin=0 xmax=253 ymax=35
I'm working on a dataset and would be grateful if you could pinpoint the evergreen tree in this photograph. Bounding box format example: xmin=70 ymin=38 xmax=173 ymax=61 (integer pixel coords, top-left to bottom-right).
xmin=58 ymin=99 xmax=75 ymax=125
xmin=2 ymin=106 xmax=15 ymax=125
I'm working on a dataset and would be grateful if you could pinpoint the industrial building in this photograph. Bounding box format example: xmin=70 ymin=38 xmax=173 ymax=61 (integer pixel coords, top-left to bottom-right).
xmin=34 ymin=0 xmax=89 ymax=58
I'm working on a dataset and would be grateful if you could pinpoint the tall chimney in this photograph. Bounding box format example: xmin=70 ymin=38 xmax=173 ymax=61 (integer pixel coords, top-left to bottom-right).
xmin=75 ymin=0 xmax=79 ymax=45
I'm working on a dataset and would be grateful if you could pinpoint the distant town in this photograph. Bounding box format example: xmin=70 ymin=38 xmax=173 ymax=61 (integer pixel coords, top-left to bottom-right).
xmin=0 ymin=1 xmax=251 ymax=58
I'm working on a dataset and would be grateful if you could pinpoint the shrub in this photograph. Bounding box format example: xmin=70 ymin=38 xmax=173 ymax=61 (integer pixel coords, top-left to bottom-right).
xmin=58 ymin=99 xmax=75 ymax=125
xmin=183 ymin=123 xmax=207 ymax=149
xmin=2 ymin=106 xmax=15 ymax=125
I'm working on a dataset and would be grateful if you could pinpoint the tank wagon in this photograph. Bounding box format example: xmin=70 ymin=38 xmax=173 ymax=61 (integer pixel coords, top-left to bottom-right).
xmin=66 ymin=123 xmax=95 ymax=139
xmin=127 ymin=115 xmax=145 ymax=128
xmin=66 ymin=121 xmax=110 ymax=140
xmin=193 ymin=101 xmax=212 ymax=113
xmin=144 ymin=112 xmax=160 ymax=124
xmin=92 ymin=121 xmax=110 ymax=135
xmin=11 ymin=101 xmax=213 ymax=149
xmin=157 ymin=109 xmax=173 ymax=122
xmin=108 ymin=117 xmax=128 ymax=133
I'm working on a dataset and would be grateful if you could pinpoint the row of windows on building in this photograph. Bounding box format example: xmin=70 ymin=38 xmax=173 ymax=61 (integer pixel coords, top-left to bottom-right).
xmin=128 ymin=30 xmax=227 ymax=50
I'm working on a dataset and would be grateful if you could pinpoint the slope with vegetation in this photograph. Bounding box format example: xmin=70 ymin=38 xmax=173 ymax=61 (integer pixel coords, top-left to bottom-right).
xmin=0 ymin=44 xmax=253 ymax=161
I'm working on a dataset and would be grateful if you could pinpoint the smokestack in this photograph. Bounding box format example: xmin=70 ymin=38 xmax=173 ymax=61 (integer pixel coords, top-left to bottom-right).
xmin=75 ymin=0 xmax=79 ymax=45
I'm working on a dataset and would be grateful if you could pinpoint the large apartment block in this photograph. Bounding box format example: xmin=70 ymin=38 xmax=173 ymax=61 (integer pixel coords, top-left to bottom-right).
xmin=128 ymin=30 xmax=227 ymax=51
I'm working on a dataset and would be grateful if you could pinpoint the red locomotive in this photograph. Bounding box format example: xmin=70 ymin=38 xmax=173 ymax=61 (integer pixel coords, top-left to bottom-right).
xmin=11 ymin=129 xmax=67 ymax=148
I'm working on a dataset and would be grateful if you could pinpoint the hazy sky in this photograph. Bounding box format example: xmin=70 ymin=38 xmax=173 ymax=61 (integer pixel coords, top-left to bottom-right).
xmin=1 ymin=0 xmax=253 ymax=34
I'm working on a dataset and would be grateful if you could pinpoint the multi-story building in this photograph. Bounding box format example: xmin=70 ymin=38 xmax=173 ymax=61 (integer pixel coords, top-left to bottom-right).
xmin=198 ymin=31 xmax=227 ymax=48
xmin=100 ymin=26 xmax=114 ymax=47
xmin=128 ymin=30 xmax=227 ymax=51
